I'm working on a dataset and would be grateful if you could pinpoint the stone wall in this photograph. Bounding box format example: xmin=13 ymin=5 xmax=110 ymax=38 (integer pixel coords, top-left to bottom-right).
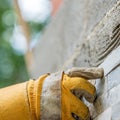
xmin=88 ymin=46 xmax=120 ymax=120
xmin=32 ymin=0 xmax=120 ymax=119
xmin=32 ymin=0 xmax=118 ymax=77
xmin=93 ymin=65 xmax=120 ymax=120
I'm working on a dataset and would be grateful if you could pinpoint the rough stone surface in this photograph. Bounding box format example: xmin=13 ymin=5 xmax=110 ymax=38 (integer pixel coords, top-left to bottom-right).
xmin=112 ymin=101 xmax=120 ymax=120
xmin=71 ymin=2 xmax=120 ymax=69
xmin=107 ymin=66 xmax=120 ymax=90
xmin=94 ymin=108 xmax=111 ymax=120
xmin=32 ymin=0 xmax=118 ymax=78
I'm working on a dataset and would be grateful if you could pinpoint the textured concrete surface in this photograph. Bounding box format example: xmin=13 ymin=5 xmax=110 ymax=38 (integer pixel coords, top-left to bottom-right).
xmin=112 ymin=101 xmax=120 ymax=120
xmin=94 ymin=108 xmax=111 ymax=120
xmin=32 ymin=0 xmax=118 ymax=77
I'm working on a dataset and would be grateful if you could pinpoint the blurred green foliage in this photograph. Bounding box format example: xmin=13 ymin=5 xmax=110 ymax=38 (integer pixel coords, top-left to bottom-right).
xmin=0 ymin=0 xmax=29 ymax=88
xmin=0 ymin=0 xmax=49 ymax=88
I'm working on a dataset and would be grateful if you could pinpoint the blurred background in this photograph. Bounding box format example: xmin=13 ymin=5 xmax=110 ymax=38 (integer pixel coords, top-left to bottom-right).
xmin=0 ymin=0 xmax=63 ymax=88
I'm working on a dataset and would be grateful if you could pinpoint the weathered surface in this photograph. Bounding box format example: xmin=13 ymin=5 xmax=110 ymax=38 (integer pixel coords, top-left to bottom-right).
xmin=32 ymin=0 xmax=118 ymax=77
xmin=64 ymin=1 xmax=120 ymax=69
xmin=41 ymin=72 xmax=62 ymax=120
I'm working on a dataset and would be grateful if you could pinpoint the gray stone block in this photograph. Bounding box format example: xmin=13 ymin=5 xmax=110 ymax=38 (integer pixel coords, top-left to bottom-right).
xmin=89 ymin=83 xmax=120 ymax=118
xmin=112 ymin=101 xmax=120 ymax=120
xmin=107 ymin=66 xmax=120 ymax=90
xmin=94 ymin=108 xmax=111 ymax=120
xmin=95 ymin=65 xmax=120 ymax=97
